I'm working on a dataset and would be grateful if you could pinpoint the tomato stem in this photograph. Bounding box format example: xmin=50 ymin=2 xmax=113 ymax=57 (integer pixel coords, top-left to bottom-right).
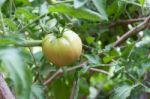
xmin=56 ymin=27 xmax=65 ymax=38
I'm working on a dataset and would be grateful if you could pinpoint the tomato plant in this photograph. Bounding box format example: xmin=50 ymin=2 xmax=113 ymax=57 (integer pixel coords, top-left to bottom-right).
xmin=0 ymin=0 xmax=150 ymax=99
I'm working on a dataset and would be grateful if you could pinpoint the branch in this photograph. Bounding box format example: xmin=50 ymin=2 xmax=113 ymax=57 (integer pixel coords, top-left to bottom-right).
xmin=18 ymin=13 xmax=50 ymax=32
xmin=0 ymin=74 xmax=15 ymax=99
xmin=114 ymin=16 xmax=150 ymax=47
xmin=89 ymin=68 xmax=110 ymax=75
xmin=109 ymin=18 xmax=145 ymax=28
xmin=43 ymin=62 xmax=87 ymax=85
xmin=70 ymin=78 xmax=79 ymax=99
xmin=15 ymin=40 xmax=42 ymax=47
xmin=43 ymin=62 xmax=110 ymax=85
xmin=14 ymin=40 xmax=94 ymax=49
xmin=99 ymin=17 xmax=146 ymax=29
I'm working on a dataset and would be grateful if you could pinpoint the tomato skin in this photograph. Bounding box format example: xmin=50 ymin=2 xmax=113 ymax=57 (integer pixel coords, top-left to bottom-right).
xmin=42 ymin=29 xmax=82 ymax=66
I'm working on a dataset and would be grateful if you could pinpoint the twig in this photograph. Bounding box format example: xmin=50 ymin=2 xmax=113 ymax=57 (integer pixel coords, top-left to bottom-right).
xmin=89 ymin=68 xmax=110 ymax=75
xmin=43 ymin=62 xmax=110 ymax=85
xmin=0 ymin=74 xmax=15 ymax=99
xmin=114 ymin=16 xmax=150 ymax=47
xmin=122 ymin=0 xmax=150 ymax=8
xmin=99 ymin=18 xmax=145 ymax=29
xmin=70 ymin=78 xmax=79 ymax=99
xmin=51 ymin=0 xmax=73 ymax=4
xmin=43 ymin=68 xmax=63 ymax=85
xmin=18 ymin=13 xmax=50 ymax=32
xmin=15 ymin=40 xmax=42 ymax=47
xmin=109 ymin=18 xmax=145 ymax=28
xmin=0 ymin=8 xmax=6 ymax=35
xmin=43 ymin=62 xmax=87 ymax=85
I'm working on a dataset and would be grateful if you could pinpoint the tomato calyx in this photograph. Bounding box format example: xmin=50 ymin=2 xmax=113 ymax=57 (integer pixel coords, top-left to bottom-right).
xmin=51 ymin=27 xmax=66 ymax=38
xmin=56 ymin=27 xmax=65 ymax=38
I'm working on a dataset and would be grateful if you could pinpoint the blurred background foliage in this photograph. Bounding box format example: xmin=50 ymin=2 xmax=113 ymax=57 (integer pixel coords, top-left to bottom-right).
xmin=0 ymin=0 xmax=150 ymax=99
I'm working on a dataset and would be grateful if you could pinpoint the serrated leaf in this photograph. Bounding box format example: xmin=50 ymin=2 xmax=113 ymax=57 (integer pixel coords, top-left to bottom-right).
xmin=51 ymin=78 xmax=70 ymax=99
xmin=15 ymin=8 xmax=37 ymax=21
xmin=4 ymin=18 xmax=17 ymax=31
xmin=46 ymin=18 xmax=57 ymax=29
xmin=136 ymin=36 xmax=150 ymax=48
xmin=30 ymin=84 xmax=44 ymax=99
xmin=112 ymin=84 xmax=138 ymax=99
xmin=114 ymin=0 xmax=126 ymax=19
xmin=0 ymin=34 xmax=23 ymax=47
xmin=103 ymin=55 xmax=114 ymax=63
xmin=92 ymin=0 xmax=108 ymax=20
xmin=74 ymin=0 xmax=89 ymax=8
xmin=49 ymin=4 xmax=105 ymax=21
xmin=0 ymin=48 xmax=32 ymax=99
xmin=79 ymin=78 xmax=89 ymax=94
xmin=84 ymin=54 xmax=99 ymax=64
xmin=40 ymin=2 xmax=48 ymax=15
xmin=107 ymin=0 xmax=126 ymax=19
xmin=86 ymin=36 xmax=95 ymax=44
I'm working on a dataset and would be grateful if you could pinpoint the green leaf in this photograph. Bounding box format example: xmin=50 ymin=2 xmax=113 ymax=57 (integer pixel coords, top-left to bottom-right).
xmin=136 ymin=36 xmax=150 ymax=48
xmin=114 ymin=0 xmax=126 ymax=19
xmin=74 ymin=0 xmax=89 ymax=8
xmin=39 ymin=2 xmax=48 ymax=15
xmin=0 ymin=39 xmax=16 ymax=46
xmin=112 ymin=84 xmax=138 ymax=99
xmin=107 ymin=0 xmax=126 ymax=19
xmin=86 ymin=36 xmax=95 ymax=44
xmin=92 ymin=0 xmax=108 ymax=20
xmin=79 ymin=78 xmax=89 ymax=95
xmin=103 ymin=55 xmax=114 ymax=63
xmin=4 ymin=18 xmax=17 ymax=31
xmin=0 ymin=34 xmax=23 ymax=47
xmin=0 ymin=48 xmax=32 ymax=99
xmin=15 ymin=8 xmax=37 ymax=21
xmin=46 ymin=18 xmax=57 ymax=29
xmin=84 ymin=54 xmax=100 ymax=64
xmin=30 ymin=84 xmax=44 ymax=99
xmin=0 ymin=0 xmax=6 ymax=8
xmin=49 ymin=4 xmax=105 ymax=21
xmin=51 ymin=78 xmax=71 ymax=99
xmin=138 ymin=0 xmax=145 ymax=6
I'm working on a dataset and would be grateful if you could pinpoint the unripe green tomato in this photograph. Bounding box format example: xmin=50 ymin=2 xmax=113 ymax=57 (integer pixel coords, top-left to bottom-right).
xmin=42 ymin=29 xmax=82 ymax=67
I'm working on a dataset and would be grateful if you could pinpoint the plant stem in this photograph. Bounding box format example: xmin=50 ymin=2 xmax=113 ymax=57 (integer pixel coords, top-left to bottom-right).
xmin=15 ymin=40 xmax=42 ymax=47
xmin=52 ymin=0 xmax=73 ymax=4
xmin=0 ymin=74 xmax=15 ymax=99
xmin=0 ymin=8 xmax=6 ymax=35
xmin=43 ymin=61 xmax=110 ymax=85
xmin=18 ymin=13 xmax=50 ymax=32
xmin=114 ymin=15 xmax=150 ymax=47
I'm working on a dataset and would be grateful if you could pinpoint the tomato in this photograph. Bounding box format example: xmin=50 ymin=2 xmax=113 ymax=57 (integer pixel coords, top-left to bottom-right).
xmin=42 ymin=29 xmax=82 ymax=67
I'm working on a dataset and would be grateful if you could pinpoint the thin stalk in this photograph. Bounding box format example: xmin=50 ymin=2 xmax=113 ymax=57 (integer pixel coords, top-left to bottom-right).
xmin=52 ymin=0 xmax=73 ymax=4
xmin=0 ymin=8 xmax=6 ymax=35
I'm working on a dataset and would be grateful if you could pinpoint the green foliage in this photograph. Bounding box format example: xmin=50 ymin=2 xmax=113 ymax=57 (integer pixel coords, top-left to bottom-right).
xmin=0 ymin=0 xmax=150 ymax=99
xmin=92 ymin=0 xmax=108 ymax=20
xmin=49 ymin=4 xmax=106 ymax=21
xmin=30 ymin=84 xmax=44 ymax=99
xmin=0 ymin=48 xmax=32 ymax=99
xmin=112 ymin=84 xmax=138 ymax=99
